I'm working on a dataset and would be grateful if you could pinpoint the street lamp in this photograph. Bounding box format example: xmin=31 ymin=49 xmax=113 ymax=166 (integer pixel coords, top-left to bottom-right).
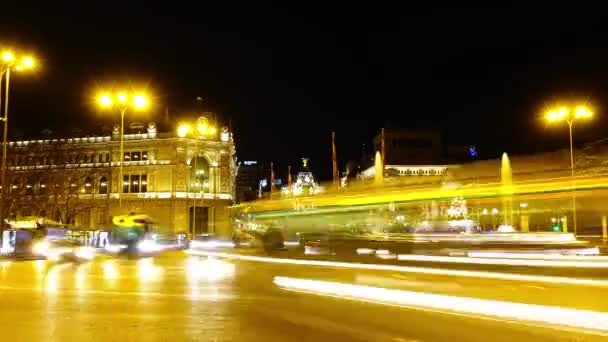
xmin=97 ymin=91 xmax=149 ymax=208
xmin=177 ymin=117 xmax=217 ymax=236
xmin=545 ymin=104 xmax=593 ymax=234
xmin=0 ymin=50 xmax=37 ymax=224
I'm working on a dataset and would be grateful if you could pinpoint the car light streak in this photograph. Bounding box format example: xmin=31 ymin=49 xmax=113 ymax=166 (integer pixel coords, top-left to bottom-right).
xmin=396 ymin=254 xmax=608 ymax=268
xmin=187 ymin=250 xmax=608 ymax=287
xmin=273 ymin=276 xmax=608 ymax=334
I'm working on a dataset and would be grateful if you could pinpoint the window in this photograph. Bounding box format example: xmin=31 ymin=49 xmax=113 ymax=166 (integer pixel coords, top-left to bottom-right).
xmin=83 ymin=155 xmax=88 ymax=163
xmin=190 ymin=157 xmax=210 ymax=191
xmin=105 ymin=153 xmax=110 ymax=163
xmin=39 ymin=180 xmax=48 ymax=195
xmin=98 ymin=153 xmax=103 ymax=163
xmin=123 ymin=151 xmax=148 ymax=162
xmin=131 ymin=174 xmax=140 ymax=193
xmin=123 ymin=175 xmax=130 ymax=193
xmin=141 ymin=175 xmax=147 ymax=192
xmin=122 ymin=174 xmax=147 ymax=193
xmin=99 ymin=176 xmax=108 ymax=194
xmin=84 ymin=177 xmax=93 ymax=194
xmin=25 ymin=183 xmax=34 ymax=195
xmin=98 ymin=209 xmax=108 ymax=225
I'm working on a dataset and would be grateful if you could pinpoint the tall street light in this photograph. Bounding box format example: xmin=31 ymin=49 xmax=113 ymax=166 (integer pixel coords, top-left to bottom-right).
xmin=545 ymin=104 xmax=593 ymax=234
xmin=97 ymin=91 xmax=149 ymax=208
xmin=177 ymin=117 xmax=217 ymax=237
xmin=0 ymin=50 xmax=37 ymax=225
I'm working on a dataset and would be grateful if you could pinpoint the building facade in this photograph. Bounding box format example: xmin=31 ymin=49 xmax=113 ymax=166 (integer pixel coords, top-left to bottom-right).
xmin=4 ymin=119 xmax=236 ymax=237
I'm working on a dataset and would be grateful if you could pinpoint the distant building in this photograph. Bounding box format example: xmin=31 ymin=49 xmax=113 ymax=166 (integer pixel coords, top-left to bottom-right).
xmin=372 ymin=128 xmax=475 ymax=166
xmin=3 ymin=117 xmax=236 ymax=237
xmin=359 ymin=128 xmax=475 ymax=180
xmin=235 ymin=160 xmax=266 ymax=203
xmin=373 ymin=129 xmax=442 ymax=165
xmin=359 ymin=164 xmax=450 ymax=180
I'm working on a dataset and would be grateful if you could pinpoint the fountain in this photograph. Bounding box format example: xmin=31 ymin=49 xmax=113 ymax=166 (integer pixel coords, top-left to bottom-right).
xmin=498 ymin=152 xmax=514 ymax=232
xmin=374 ymin=151 xmax=383 ymax=185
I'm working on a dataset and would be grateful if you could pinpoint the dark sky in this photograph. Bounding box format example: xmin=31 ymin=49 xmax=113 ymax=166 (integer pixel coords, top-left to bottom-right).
xmin=2 ymin=4 xmax=608 ymax=180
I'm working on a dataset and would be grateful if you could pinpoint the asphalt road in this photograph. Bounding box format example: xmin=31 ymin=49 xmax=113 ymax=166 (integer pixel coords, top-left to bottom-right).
xmin=0 ymin=251 xmax=605 ymax=341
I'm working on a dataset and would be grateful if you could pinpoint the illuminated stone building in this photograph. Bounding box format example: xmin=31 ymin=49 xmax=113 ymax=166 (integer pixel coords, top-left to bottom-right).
xmin=4 ymin=117 xmax=236 ymax=237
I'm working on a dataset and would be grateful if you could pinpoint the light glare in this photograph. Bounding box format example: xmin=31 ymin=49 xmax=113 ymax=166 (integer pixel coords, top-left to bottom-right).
xmin=133 ymin=94 xmax=147 ymax=109
xmin=22 ymin=56 xmax=34 ymax=68
xmin=178 ymin=124 xmax=191 ymax=137
xmin=98 ymin=94 xmax=112 ymax=107
xmin=2 ymin=51 xmax=14 ymax=62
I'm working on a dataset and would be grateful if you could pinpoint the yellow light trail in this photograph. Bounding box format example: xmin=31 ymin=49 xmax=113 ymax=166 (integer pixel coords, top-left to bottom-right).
xmin=273 ymin=276 xmax=608 ymax=334
xmin=244 ymin=174 xmax=608 ymax=219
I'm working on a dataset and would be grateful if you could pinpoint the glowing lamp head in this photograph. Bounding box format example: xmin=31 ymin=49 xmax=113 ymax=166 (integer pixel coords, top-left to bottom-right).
xmin=177 ymin=124 xmax=191 ymax=137
xmin=117 ymin=93 xmax=127 ymax=103
xmin=2 ymin=51 xmax=14 ymax=62
xmin=209 ymin=126 xmax=217 ymax=135
xmin=557 ymin=107 xmax=568 ymax=119
xmin=546 ymin=111 xmax=558 ymax=121
xmin=21 ymin=56 xmax=34 ymax=68
xmin=133 ymin=94 xmax=147 ymax=109
xmin=15 ymin=65 xmax=23 ymax=71
xmin=98 ymin=94 xmax=113 ymax=107
xmin=197 ymin=123 xmax=207 ymax=134
xmin=575 ymin=106 xmax=592 ymax=119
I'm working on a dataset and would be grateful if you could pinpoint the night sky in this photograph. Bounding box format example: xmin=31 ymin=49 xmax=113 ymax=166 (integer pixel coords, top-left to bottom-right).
xmin=2 ymin=4 xmax=608 ymax=180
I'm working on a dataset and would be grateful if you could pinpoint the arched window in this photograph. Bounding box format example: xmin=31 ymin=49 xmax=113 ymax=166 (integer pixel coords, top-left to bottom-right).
xmin=99 ymin=176 xmax=108 ymax=194
xmin=84 ymin=176 xmax=93 ymax=194
xmin=190 ymin=156 xmax=210 ymax=192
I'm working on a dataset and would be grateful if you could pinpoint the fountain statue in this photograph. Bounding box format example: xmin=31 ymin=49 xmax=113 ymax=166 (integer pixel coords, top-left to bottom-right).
xmin=499 ymin=152 xmax=514 ymax=232
xmin=374 ymin=151 xmax=383 ymax=185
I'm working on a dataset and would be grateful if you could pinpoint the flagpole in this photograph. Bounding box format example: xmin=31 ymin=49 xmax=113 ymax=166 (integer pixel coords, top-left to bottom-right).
xmin=270 ymin=161 xmax=275 ymax=195
xmin=288 ymin=165 xmax=292 ymax=195
xmin=332 ymin=131 xmax=339 ymax=190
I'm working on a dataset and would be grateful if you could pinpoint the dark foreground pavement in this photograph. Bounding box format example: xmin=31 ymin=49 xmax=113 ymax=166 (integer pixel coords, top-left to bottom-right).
xmin=0 ymin=252 xmax=605 ymax=341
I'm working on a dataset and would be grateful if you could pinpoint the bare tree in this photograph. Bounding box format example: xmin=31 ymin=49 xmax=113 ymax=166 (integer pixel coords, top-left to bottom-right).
xmin=4 ymin=140 xmax=103 ymax=226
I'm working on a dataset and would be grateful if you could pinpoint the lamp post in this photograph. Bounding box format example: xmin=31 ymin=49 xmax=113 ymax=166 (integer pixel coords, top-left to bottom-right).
xmin=177 ymin=117 xmax=217 ymax=237
xmin=97 ymin=92 xmax=148 ymax=208
xmin=0 ymin=51 xmax=36 ymax=225
xmin=545 ymin=105 xmax=593 ymax=234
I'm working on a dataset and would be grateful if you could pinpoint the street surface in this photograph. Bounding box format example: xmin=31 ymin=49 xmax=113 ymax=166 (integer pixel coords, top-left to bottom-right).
xmin=0 ymin=251 xmax=606 ymax=341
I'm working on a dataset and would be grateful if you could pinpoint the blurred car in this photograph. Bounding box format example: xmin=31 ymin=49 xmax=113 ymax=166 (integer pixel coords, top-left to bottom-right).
xmin=32 ymin=238 xmax=95 ymax=261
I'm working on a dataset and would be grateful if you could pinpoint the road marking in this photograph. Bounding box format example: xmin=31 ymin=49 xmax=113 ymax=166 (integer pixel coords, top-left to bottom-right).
xmin=274 ymin=276 xmax=608 ymax=335
xmin=397 ymin=254 xmax=608 ymax=268
xmin=187 ymin=250 xmax=608 ymax=287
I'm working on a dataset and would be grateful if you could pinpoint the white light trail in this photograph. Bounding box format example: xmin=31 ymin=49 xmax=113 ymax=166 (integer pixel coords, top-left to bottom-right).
xmin=397 ymin=254 xmax=608 ymax=268
xmin=273 ymin=276 xmax=608 ymax=334
xmin=468 ymin=249 xmax=608 ymax=261
xmin=186 ymin=250 xmax=608 ymax=287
